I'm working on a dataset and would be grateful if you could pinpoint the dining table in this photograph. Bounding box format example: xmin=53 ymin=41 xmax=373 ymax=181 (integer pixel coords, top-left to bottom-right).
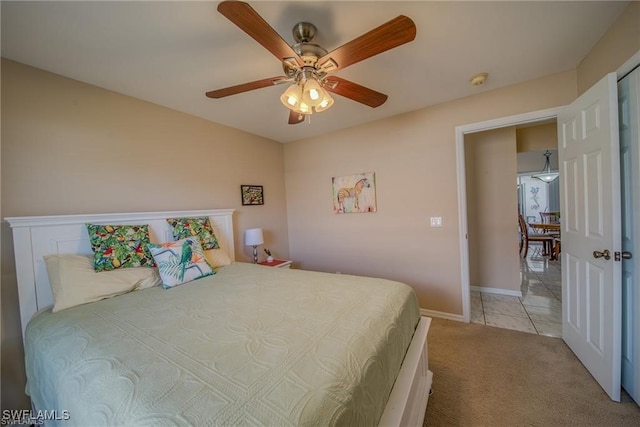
xmin=529 ymin=222 xmax=561 ymax=233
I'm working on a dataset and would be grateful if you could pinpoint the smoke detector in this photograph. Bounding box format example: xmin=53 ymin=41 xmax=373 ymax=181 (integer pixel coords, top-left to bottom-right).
xmin=470 ymin=72 xmax=488 ymax=86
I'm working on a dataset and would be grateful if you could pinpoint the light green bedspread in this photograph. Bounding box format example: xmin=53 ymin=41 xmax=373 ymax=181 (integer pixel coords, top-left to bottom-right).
xmin=25 ymin=263 xmax=420 ymax=426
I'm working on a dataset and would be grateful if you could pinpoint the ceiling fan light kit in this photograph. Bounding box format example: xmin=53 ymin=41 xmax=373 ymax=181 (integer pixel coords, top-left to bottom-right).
xmin=279 ymin=69 xmax=335 ymax=115
xmin=206 ymin=0 xmax=417 ymax=125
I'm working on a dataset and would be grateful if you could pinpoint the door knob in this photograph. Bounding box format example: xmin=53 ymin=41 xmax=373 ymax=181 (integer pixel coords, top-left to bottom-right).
xmin=622 ymin=251 xmax=632 ymax=259
xmin=593 ymin=249 xmax=611 ymax=260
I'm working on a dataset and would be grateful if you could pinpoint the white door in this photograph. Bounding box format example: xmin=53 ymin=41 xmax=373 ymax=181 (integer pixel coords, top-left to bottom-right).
xmin=557 ymin=72 xmax=622 ymax=401
xmin=619 ymin=66 xmax=640 ymax=404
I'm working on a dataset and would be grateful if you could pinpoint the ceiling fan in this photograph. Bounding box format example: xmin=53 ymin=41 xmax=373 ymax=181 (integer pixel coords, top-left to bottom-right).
xmin=205 ymin=0 xmax=416 ymax=125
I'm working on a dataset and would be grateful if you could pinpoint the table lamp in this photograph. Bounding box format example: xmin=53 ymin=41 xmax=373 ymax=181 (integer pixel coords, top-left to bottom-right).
xmin=244 ymin=228 xmax=264 ymax=263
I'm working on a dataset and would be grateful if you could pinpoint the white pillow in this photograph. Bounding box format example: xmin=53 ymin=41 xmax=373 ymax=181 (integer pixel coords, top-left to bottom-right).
xmin=45 ymin=255 xmax=161 ymax=312
xmin=204 ymin=248 xmax=232 ymax=268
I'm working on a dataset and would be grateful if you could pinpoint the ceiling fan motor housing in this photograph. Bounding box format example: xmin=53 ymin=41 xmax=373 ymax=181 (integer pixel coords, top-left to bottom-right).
xmin=290 ymin=22 xmax=328 ymax=67
xmin=292 ymin=22 xmax=317 ymax=43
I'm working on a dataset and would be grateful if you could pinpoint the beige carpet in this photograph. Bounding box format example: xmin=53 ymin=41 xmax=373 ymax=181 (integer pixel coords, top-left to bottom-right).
xmin=423 ymin=318 xmax=640 ymax=426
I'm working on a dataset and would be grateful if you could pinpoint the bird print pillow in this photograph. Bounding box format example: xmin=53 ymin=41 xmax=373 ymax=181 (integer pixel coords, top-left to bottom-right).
xmin=147 ymin=236 xmax=214 ymax=289
xmin=86 ymin=224 xmax=155 ymax=272
xmin=166 ymin=217 xmax=220 ymax=250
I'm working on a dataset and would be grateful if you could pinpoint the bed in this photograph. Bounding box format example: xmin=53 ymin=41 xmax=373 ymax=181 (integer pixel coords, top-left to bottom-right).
xmin=6 ymin=209 xmax=432 ymax=426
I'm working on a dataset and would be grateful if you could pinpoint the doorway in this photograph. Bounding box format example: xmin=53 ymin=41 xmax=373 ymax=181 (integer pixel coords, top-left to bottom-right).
xmin=454 ymin=107 xmax=563 ymax=323
xmin=462 ymin=121 xmax=562 ymax=335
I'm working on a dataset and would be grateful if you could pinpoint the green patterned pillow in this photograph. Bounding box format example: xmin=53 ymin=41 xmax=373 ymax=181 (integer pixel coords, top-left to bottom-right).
xmin=166 ymin=217 xmax=220 ymax=250
xmin=86 ymin=224 xmax=155 ymax=272
xmin=148 ymin=236 xmax=214 ymax=288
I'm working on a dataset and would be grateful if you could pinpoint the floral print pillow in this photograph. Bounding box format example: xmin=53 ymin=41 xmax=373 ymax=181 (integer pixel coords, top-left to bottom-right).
xmin=148 ymin=237 xmax=214 ymax=289
xmin=166 ymin=217 xmax=220 ymax=250
xmin=86 ymin=224 xmax=155 ymax=272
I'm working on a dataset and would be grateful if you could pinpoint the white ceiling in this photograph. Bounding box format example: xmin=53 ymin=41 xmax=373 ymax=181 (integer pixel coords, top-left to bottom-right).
xmin=1 ymin=1 xmax=629 ymax=143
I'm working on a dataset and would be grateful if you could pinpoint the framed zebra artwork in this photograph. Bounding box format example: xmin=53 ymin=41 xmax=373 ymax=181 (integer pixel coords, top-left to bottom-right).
xmin=332 ymin=172 xmax=377 ymax=214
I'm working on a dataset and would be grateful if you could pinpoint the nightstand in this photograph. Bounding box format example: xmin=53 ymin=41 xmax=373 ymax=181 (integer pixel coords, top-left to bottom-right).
xmin=258 ymin=259 xmax=293 ymax=269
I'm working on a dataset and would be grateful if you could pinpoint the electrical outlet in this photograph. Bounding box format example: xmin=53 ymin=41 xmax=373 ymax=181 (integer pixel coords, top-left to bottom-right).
xmin=430 ymin=217 xmax=443 ymax=227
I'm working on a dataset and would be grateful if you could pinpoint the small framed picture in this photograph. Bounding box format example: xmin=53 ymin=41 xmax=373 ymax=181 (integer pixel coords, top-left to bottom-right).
xmin=241 ymin=185 xmax=264 ymax=205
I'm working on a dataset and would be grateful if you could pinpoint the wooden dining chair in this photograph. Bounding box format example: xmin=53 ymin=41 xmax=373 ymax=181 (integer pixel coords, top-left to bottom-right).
xmin=539 ymin=211 xmax=561 ymax=239
xmin=518 ymin=214 xmax=555 ymax=258
xmin=553 ymin=237 xmax=561 ymax=260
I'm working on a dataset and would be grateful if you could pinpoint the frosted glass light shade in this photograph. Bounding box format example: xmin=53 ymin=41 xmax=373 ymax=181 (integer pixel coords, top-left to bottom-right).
xmin=302 ymin=78 xmax=325 ymax=107
xmin=532 ymin=171 xmax=559 ymax=182
xmin=280 ymin=84 xmax=302 ymax=110
xmin=297 ymin=101 xmax=313 ymax=115
xmin=315 ymin=92 xmax=334 ymax=112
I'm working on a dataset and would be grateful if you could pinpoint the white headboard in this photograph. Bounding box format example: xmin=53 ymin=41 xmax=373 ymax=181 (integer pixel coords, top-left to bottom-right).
xmin=5 ymin=209 xmax=235 ymax=342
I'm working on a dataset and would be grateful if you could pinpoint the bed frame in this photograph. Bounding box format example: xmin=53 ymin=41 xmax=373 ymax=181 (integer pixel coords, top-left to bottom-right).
xmin=6 ymin=208 xmax=432 ymax=427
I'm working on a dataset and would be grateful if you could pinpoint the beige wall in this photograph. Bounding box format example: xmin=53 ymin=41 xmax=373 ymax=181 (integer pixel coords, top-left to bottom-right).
xmin=1 ymin=59 xmax=289 ymax=410
xmin=517 ymin=151 xmax=559 ymax=175
xmin=577 ymin=1 xmax=640 ymax=94
xmin=466 ymin=127 xmax=520 ymax=293
xmin=284 ymin=70 xmax=577 ymax=315
xmin=516 ymin=123 xmax=558 ymax=154
xmin=516 ymin=123 xmax=560 ymax=173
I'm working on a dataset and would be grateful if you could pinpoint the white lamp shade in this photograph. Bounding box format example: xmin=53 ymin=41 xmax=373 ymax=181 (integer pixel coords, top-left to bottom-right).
xmin=244 ymin=228 xmax=264 ymax=246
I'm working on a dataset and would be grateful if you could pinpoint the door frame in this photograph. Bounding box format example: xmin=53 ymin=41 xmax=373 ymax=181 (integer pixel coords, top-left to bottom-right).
xmin=619 ymin=50 xmax=640 ymax=403
xmin=455 ymin=107 xmax=563 ymax=322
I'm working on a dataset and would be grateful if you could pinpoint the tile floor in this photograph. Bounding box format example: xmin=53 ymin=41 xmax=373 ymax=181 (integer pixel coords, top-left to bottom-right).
xmin=471 ymin=252 xmax=562 ymax=337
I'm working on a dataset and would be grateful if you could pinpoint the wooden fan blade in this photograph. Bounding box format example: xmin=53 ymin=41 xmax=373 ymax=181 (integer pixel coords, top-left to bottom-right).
xmin=317 ymin=15 xmax=416 ymax=72
xmin=218 ymin=1 xmax=303 ymax=66
xmin=324 ymin=76 xmax=388 ymax=108
xmin=288 ymin=110 xmax=305 ymax=125
xmin=206 ymin=76 xmax=287 ymax=98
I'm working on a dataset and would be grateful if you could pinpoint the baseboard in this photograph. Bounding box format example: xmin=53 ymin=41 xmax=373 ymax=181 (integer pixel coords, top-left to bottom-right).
xmin=420 ymin=308 xmax=464 ymax=322
xmin=470 ymin=286 xmax=522 ymax=298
